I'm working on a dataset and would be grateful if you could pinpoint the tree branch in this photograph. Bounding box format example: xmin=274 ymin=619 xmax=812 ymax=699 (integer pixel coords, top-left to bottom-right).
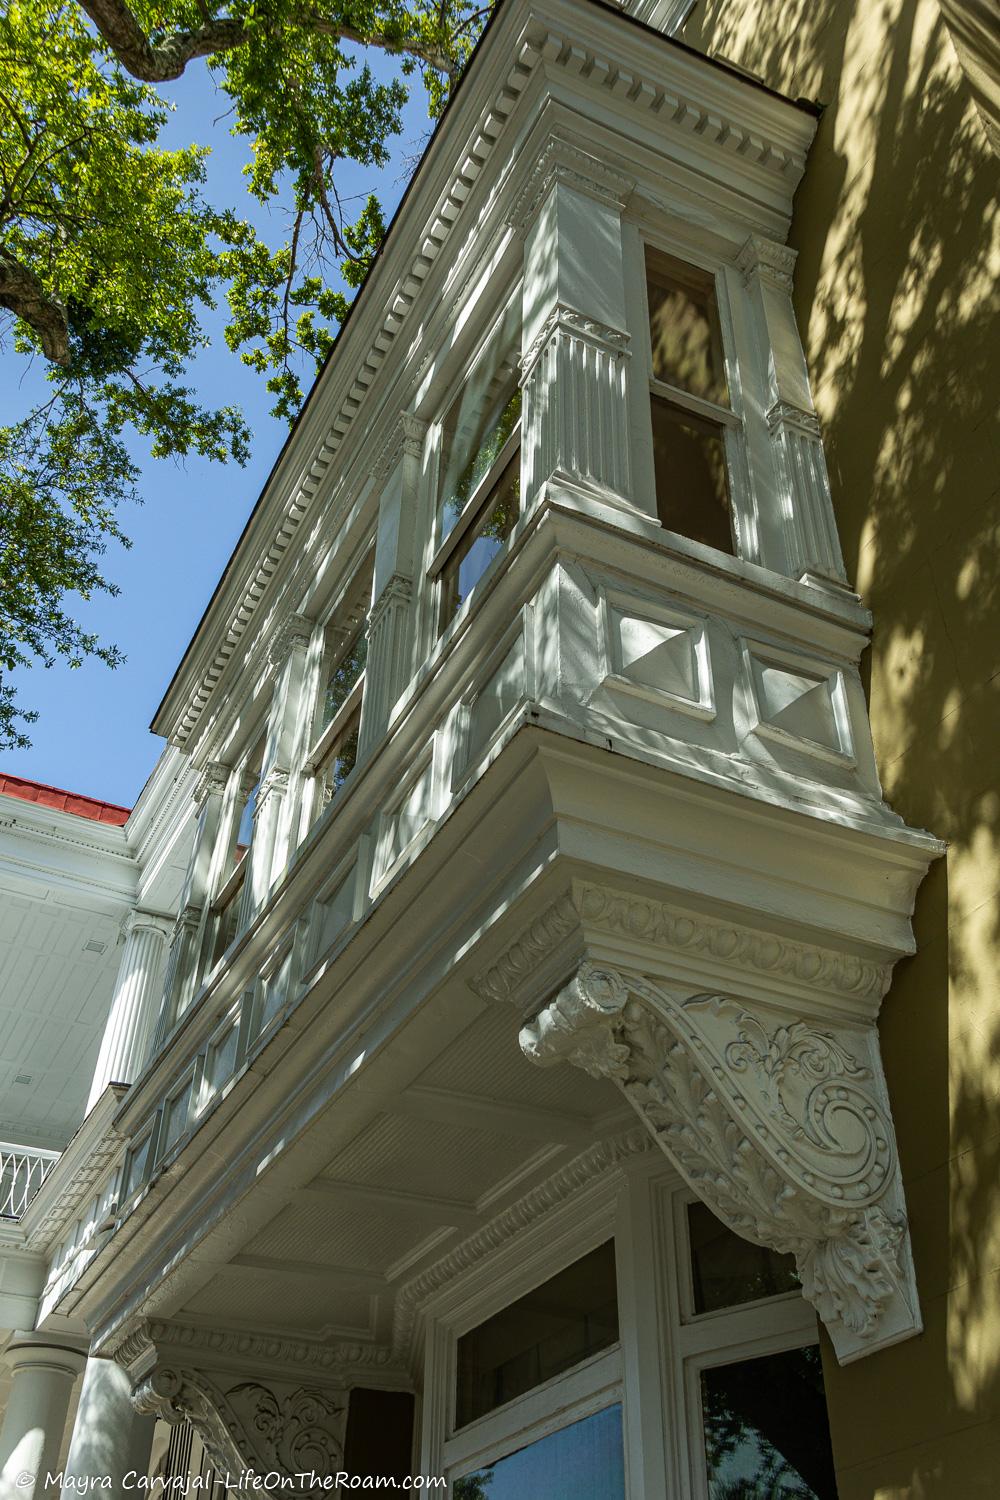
xmin=75 ymin=0 xmax=457 ymax=82
xmin=0 ymin=251 xmax=69 ymax=363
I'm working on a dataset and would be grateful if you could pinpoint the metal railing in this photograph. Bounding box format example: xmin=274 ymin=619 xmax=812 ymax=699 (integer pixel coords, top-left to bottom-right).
xmin=0 ymin=1141 xmax=60 ymax=1220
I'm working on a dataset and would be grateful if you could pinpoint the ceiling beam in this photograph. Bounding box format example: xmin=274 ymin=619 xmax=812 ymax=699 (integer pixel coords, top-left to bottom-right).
xmin=392 ymin=1084 xmax=596 ymax=1145
xmin=230 ymin=1253 xmax=386 ymax=1294
xmin=297 ymin=1178 xmax=481 ymax=1229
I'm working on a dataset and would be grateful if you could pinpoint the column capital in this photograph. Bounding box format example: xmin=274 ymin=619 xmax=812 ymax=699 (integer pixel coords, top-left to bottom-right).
xmin=122 ymin=908 xmax=174 ymax=944
xmin=2 ymin=1333 xmax=87 ymax=1379
xmin=193 ymin=760 xmax=230 ymax=807
xmin=372 ymin=412 xmax=428 ymax=488
xmin=268 ymin=612 xmax=314 ymax=671
xmin=508 ymin=133 xmax=635 ymax=235
xmin=737 ymin=232 xmax=798 ymax=293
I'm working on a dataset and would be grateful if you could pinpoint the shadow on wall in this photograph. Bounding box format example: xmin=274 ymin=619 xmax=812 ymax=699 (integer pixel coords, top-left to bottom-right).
xmin=682 ymin=0 xmax=999 ymax=1493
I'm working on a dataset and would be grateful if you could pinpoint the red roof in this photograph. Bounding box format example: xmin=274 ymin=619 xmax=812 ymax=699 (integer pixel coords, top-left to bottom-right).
xmin=0 ymin=773 xmax=131 ymax=826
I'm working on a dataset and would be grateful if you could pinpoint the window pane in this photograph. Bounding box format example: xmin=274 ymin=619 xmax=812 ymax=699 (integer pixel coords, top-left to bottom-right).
xmin=441 ymin=387 xmax=521 ymax=539
xmin=212 ymin=872 xmax=244 ymax=965
xmin=205 ymin=1022 xmax=240 ymax=1096
xmin=453 ymin=1403 xmax=624 ymax=1500
xmin=318 ymin=708 xmax=361 ymax=807
xmin=236 ymin=777 xmax=259 ymax=850
xmin=259 ymin=946 xmax=293 ymax=1030
xmin=646 ymin=248 xmax=728 ymax=405
xmin=162 ymin=1078 xmax=193 ymax=1154
xmin=688 ymin=1200 xmax=799 ymax=1313
xmin=456 ymin=1242 xmax=619 ymax=1427
xmin=441 ymin=452 xmax=519 ymax=626
xmin=702 ymin=1346 xmax=838 ymax=1499
xmin=651 ymin=395 xmax=733 ymax=555
xmin=323 ymin=630 xmax=367 ymax=728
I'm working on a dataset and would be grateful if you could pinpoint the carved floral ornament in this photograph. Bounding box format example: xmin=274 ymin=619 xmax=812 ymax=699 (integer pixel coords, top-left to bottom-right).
xmin=517 ymin=961 xmax=920 ymax=1363
xmin=133 ymin=1364 xmax=347 ymax=1495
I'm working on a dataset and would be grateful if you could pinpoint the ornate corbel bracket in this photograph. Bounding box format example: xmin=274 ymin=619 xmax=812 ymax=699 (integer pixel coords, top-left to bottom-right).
xmin=116 ymin=1323 xmax=349 ymax=1495
xmin=519 ymin=961 xmax=921 ymax=1364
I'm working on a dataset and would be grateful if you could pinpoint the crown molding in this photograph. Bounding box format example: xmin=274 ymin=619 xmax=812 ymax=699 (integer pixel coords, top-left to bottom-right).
xmin=391 ymin=1126 xmax=650 ymax=1362
xmin=470 ymin=880 xmax=891 ymax=1013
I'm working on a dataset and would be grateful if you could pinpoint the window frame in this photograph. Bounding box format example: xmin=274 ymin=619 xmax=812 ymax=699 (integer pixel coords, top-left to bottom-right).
xmin=666 ymin=1188 xmax=830 ymax=1499
xmin=424 ymin=286 xmax=524 ymax=634
xmin=637 ymin=236 xmax=753 ymax=562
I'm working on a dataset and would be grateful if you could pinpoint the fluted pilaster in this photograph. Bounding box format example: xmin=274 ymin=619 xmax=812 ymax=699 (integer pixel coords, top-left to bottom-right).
xmin=738 ymin=235 xmax=848 ymax=589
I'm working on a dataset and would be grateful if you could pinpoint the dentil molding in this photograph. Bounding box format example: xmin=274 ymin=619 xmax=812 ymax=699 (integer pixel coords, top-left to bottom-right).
xmin=519 ymin=961 xmax=920 ymax=1363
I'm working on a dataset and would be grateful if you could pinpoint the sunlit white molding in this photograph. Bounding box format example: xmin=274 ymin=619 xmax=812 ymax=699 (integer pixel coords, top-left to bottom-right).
xmin=737 ymin=233 xmax=849 ymax=590
xmin=519 ymin=961 xmax=920 ymax=1363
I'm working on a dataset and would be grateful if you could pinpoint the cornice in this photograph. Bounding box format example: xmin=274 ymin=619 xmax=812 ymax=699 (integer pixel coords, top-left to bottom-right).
xmin=153 ymin=0 xmax=816 ymax=753
xmin=470 ymin=880 xmax=889 ymax=1008
xmin=109 ymin=1318 xmax=405 ymax=1385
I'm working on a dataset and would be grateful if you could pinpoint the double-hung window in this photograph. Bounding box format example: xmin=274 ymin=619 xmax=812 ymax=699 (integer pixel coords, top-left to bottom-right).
xmin=430 ymin=296 xmax=522 ymax=631
xmin=209 ymin=739 xmax=263 ymax=965
xmin=304 ymin=565 xmax=372 ymax=817
xmin=645 ymin=247 xmax=741 ymax=556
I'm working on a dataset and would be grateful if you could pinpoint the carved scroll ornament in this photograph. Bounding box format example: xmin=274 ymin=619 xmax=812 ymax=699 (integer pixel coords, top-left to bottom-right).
xmin=520 ymin=963 xmax=920 ymax=1363
xmin=133 ymin=1365 xmax=348 ymax=1496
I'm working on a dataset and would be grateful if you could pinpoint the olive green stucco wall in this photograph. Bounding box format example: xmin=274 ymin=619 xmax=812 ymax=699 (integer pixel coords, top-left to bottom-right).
xmin=681 ymin=1 xmax=999 ymax=1493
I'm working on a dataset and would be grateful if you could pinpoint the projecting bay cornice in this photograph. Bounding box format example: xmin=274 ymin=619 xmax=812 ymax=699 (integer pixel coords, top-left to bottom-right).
xmin=151 ymin=0 xmax=817 ymax=751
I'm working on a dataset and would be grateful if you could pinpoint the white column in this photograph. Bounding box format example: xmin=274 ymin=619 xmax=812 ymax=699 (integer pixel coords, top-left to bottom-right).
xmin=60 ymin=1358 xmax=155 ymax=1497
xmin=0 ymin=1337 xmax=86 ymax=1500
xmin=86 ymin=912 xmax=173 ymax=1113
xmin=737 ymin=234 xmax=849 ymax=590
xmin=515 ymin=138 xmax=636 ymax=515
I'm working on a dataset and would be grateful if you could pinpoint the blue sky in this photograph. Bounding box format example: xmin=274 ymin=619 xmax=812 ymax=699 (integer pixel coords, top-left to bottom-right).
xmin=1 ymin=51 xmax=430 ymax=807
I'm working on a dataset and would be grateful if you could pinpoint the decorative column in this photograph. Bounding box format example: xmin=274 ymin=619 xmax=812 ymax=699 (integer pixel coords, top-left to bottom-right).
xmin=60 ymin=1358 xmax=155 ymax=1497
xmin=156 ymin=760 xmax=229 ymax=1038
xmin=518 ymin=959 xmax=920 ymax=1365
xmin=737 ymin=234 xmax=849 ymax=590
xmin=513 ymin=137 xmax=635 ymax=513
xmin=358 ymin=414 xmax=426 ymax=757
xmin=241 ymin=614 xmax=313 ymax=924
xmin=86 ymin=910 xmax=173 ymax=1112
xmin=0 ymin=1336 xmax=86 ymax=1500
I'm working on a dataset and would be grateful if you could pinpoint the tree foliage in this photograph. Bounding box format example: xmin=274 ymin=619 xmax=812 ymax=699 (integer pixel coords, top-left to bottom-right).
xmin=0 ymin=0 xmax=489 ymax=747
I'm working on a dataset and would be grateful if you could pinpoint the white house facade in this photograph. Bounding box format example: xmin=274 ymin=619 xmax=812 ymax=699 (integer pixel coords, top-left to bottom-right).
xmin=0 ymin=0 xmax=950 ymax=1494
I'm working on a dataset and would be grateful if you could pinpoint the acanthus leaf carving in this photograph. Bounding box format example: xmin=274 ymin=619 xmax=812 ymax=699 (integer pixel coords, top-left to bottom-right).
xmin=519 ymin=961 xmax=920 ymax=1363
xmin=131 ymin=1360 xmax=348 ymax=1497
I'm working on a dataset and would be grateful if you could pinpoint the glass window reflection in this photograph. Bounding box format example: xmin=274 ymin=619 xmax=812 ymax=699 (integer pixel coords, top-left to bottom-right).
xmin=701 ymin=1345 xmax=838 ymax=1499
xmin=452 ymin=1403 xmax=625 ymax=1500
